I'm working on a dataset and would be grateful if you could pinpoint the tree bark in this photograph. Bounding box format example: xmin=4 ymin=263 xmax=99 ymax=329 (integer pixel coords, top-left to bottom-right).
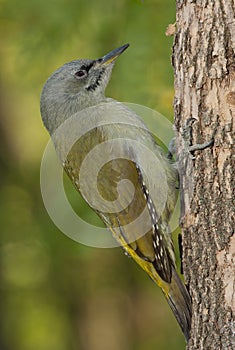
xmin=172 ymin=1 xmax=235 ymax=349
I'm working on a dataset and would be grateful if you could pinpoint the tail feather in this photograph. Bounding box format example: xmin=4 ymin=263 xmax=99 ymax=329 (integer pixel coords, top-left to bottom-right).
xmin=164 ymin=268 xmax=192 ymax=341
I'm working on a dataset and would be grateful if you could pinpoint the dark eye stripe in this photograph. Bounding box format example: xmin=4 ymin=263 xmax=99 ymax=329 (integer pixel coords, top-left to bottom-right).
xmin=74 ymin=62 xmax=95 ymax=79
xmin=75 ymin=70 xmax=87 ymax=78
xmin=80 ymin=62 xmax=94 ymax=72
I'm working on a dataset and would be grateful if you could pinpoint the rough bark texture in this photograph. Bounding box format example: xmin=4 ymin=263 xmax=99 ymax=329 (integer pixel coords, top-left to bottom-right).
xmin=172 ymin=1 xmax=235 ymax=349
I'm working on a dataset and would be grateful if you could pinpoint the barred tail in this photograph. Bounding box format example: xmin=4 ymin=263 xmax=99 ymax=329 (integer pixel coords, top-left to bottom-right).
xmin=164 ymin=268 xmax=192 ymax=341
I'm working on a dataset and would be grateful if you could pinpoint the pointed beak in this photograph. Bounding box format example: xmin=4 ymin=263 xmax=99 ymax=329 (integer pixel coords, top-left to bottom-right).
xmin=96 ymin=43 xmax=129 ymax=66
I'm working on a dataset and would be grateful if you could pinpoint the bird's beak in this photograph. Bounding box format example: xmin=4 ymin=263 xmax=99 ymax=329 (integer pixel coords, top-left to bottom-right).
xmin=96 ymin=43 xmax=130 ymax=66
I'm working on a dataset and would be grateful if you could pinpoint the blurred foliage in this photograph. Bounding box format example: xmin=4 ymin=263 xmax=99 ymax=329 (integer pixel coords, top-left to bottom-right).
xmin=0 ymin=0 xmax=185 ymax=349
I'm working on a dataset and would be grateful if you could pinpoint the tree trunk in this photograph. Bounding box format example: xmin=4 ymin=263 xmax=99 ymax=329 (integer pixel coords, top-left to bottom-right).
xmin=172 ymin=1 xmax=235 ymax=349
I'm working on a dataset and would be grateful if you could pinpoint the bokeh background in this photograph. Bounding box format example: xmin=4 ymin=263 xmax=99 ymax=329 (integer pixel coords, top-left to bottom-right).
xmin=0 ymin=0 xmax=185 ymax=349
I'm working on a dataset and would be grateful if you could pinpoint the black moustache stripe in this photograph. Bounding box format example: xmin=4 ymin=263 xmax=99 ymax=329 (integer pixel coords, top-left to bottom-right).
xmin=86 ymin=69 xmax=105 ymax=92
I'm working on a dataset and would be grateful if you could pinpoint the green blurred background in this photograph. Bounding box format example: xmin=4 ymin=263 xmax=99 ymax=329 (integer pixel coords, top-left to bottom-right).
xmin=0 ymin=0 xmax=185 ymax=349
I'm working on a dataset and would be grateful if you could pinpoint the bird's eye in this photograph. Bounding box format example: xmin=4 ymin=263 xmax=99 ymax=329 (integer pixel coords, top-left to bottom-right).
xmin=74 ymin=69 xmax=87 ymax=79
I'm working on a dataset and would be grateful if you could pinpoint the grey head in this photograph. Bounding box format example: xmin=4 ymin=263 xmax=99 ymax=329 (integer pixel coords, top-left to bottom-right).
xmin=40 ymin=44 xmax=129 ymax=134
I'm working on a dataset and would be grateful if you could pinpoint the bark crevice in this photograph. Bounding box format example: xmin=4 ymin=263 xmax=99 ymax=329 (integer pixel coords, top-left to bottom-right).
xmin=173 ymin=1 xmax=235 ymax=348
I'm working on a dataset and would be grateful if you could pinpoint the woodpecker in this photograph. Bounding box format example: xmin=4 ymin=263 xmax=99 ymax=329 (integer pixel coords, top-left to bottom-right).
xmin=40 ymin=44 xmax=191 ymax=340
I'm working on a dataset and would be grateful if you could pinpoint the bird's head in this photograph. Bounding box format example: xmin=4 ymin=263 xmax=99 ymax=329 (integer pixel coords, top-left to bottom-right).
xmin=40 ymin=44 xmax=129 ymax=133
